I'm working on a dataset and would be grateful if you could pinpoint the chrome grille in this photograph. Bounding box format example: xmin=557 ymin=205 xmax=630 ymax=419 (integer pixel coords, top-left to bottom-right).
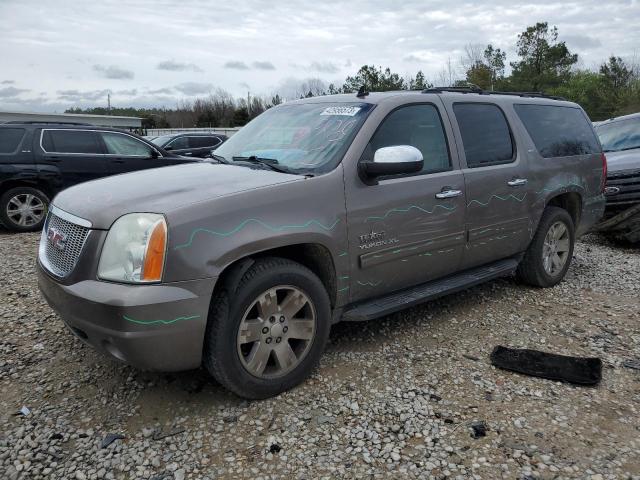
xmin=39 ymin=211 xmax=90 ymax=277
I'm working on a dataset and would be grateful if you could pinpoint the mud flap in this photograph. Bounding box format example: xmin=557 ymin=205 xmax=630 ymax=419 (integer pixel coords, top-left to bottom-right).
xmin=490 ymin=346 xmax=602 ymax=386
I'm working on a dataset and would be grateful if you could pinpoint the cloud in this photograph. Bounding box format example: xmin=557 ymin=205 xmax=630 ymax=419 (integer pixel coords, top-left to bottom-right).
xmin=308 ymin=61 xmax=339 ymax=74
xmin=93 ymin=64 xmax=134 ymax=80
xmin=157 ymin=59 xmax=204 ymax=73
xmin=115 ymin=88 xmax=138 ymax=96
xmin=56 ymin=89 xmax=110 ymax=101
xmin=224 ymin=61 xmax=250 ymax=70
xmin=0 ymin=86 xmax=30 ymax=98
xmin=147 ymin=87 xmax=175 ymax=95
xmin=563 ymin=34 xmax=602 ymax=50
xmin=174 ymin=82 xmax=213 ymax=95
xmin=1 ymin=80 xmax=15 ymax=85
xmin=252 ymin=61 xmax=275 ymax=70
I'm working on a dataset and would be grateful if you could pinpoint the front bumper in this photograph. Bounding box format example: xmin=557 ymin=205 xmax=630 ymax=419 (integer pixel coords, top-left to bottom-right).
xmin=38 ymin=264 xmax=216 ymax=371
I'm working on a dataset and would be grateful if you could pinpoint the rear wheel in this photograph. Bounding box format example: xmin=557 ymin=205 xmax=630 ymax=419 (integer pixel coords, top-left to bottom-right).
xmin=517 ymin=206 xmax=575 ymax=287
xmin=0 ymin=187 xmax=49 ymax=232
xmin=203 ymin=257 xmax=331 ymax=399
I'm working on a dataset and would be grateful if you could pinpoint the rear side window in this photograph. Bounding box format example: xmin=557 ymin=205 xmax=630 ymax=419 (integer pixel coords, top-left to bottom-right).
xmin=165 ymin=136 xmax=189 ymax=150
xmin=41 ymin=130 xmax=102 ymax=154
xmin=0 ymin=128 xmax=25 ymax=154
xmin=189 ymin=136 xmax=221 ymax=148
xmin=368 ymin=104 xmax=451 ymax=175
xmin=100 ymin=132 xmax=154 ymax=156
xmin=453 ymin=103 xmax=514 ymax=167
xmin=514 ymin=104 xmax=600 ymax=158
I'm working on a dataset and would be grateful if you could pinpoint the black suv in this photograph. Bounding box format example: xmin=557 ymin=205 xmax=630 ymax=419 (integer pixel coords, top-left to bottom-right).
xmin=150 ymin=133 xmax=227 ymax=158
xmin=0 ymin=122 xmax=198 ymax=232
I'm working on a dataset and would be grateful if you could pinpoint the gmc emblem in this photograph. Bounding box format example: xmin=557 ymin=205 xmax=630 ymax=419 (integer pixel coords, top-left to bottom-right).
xmin=47 ymin=227 xmax=67 ymax=251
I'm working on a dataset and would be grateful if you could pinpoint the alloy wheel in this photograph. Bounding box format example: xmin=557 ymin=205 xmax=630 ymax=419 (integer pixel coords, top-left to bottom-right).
xmin=237 ymin=285 xmax=316 ymax=379
xmin=542 ymin=221 xmax=570 ymax=277
xmin=6 ymin=193 xmax=46 ymax=227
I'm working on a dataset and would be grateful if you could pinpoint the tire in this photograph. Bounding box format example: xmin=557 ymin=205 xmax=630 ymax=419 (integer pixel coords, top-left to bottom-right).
xmin=0 ymin=187 xmax=49 ymax=232
xmin=517 ymin=206 xmax=575 ymax=288
xmin=203 ymin=257 xmax=331 ymax=399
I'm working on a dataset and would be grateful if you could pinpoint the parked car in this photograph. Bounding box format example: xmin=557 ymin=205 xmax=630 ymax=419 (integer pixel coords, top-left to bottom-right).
xmin=37 ymin=89 xmax=606 ymax=399
xmin=593 ymin=112 xmax=640 ymax=244
xmin=151 ymin=132 xmax=227 ymax=158
xmin=0 ymin=122 xmax=198 ymax=232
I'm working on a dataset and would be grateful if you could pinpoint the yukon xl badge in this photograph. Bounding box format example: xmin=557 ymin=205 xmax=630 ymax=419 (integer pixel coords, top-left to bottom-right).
xmin=47 ymin=227 xmax=67 ymax=251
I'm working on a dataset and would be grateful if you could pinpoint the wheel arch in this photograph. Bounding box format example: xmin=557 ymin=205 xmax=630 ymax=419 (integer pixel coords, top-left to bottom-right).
xmin=546 ymin=191 xmax=582 ymax=228
xmin=211 ymin=242 xmax=338 ymax=309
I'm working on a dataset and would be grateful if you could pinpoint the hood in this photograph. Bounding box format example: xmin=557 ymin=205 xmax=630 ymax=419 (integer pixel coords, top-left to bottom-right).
xmin=606 ymin=148 xmax=640 ymax=174
xmin=52 ymin=162 xmax=301 ymax=229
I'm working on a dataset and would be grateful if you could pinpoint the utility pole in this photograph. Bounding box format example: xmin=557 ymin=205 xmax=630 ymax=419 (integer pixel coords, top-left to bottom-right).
xmin=247 ymin=91 xmax=250 ymax=117
xmin=107 ymin=93 xmax=111 ymax=115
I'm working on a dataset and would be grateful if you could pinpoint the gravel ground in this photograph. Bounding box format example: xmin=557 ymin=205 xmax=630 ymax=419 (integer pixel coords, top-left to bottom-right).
xmin=1 ymin=231 xmax=639 ymax=480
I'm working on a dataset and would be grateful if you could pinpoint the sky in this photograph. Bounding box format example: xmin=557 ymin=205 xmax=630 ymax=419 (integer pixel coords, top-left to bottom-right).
xmin=0 ymin=0 xmax=639 ymax=113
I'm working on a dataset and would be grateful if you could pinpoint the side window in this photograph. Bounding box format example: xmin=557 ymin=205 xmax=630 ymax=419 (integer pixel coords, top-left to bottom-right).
xmin=453 ymin=103 xmax=514 ymax=167
xmin=514 ymin=104 xmax=600 ymax=158
xmin=0 ymin=128 xmax=26 ymax=154
xmin=189 ymin=136 xmax=220 ymax=148
xmin=41 ymin=130 xmax=102 ymax=154
xmin=100 ymin=132 xmax=154 ymax=156
xmin=367 ymin=104 xmax=451 ymax=175
xmin=166 ymin=136 xmax=189 ymax=150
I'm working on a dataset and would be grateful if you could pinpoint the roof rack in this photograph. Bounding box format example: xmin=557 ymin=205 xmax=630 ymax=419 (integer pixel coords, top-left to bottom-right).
xmin=422 ymin=86 xmax=565 ymax=101
xmin=3 ymin=121 xmax=94 ymax=126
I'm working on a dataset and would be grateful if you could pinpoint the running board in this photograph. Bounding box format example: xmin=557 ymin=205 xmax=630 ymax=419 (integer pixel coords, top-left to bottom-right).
xmin=341 ymin=258 xmax=519 ymax=322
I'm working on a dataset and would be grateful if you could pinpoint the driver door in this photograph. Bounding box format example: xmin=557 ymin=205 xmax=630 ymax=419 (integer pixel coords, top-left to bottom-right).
xmin=345 ymin=103 xmax=467 ymax=302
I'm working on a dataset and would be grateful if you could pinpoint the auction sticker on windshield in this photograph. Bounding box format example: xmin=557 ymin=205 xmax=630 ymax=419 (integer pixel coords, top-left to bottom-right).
xmin=320 ymin=106 xmax=362 ymax=116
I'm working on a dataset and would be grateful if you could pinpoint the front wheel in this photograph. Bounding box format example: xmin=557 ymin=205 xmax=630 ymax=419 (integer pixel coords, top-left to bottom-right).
xmin=517 ymin=206 xmax=575 ymax=288
xmin=0 ymin=187 xmax=49 ymax=232
xmin=203 ymin=257 xmax=331 ymax=399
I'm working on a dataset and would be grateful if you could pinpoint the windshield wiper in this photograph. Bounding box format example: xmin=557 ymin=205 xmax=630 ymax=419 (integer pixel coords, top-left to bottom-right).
xmin=232 ymin=156 xmax=293 ymax=174
xmin=210 ymin=153 xmax=230 ymax=164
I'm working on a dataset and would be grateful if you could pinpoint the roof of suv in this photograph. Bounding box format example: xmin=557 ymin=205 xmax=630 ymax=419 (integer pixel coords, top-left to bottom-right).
xmin=290 ymin=88 xmax=579 ymax=109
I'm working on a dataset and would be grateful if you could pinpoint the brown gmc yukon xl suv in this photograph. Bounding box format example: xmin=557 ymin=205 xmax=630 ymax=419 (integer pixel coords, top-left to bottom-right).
xmin=38 ymin=88 xmax=606 ymax=398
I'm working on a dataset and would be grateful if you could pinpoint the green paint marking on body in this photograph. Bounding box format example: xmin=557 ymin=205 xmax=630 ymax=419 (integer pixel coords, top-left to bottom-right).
xmin=123 ymin=314 xmax=201 ymax=326
xmin=338 ymin=251 xmax=348 ymax=257
xmin=337 ymin=286 xmax=350 ymax=292
xmin=175 ymin=218 xmax=340 ymax=250
xmin=468 ymin=193 xmax=528 ymax=207
xmin=365 ymin=204 xmax=456 ymax=222
xmin=357 ymin=280 xmax=382 ymax=287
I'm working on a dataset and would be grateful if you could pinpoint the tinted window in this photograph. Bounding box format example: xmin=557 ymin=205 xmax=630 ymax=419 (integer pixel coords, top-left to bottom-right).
xmin=100 ymin=132 xmax=153 ymax=156
xmin=454 ymin=103 xmax=514 ymax=167
xmin=165 ymin=136 xmax=189 ymax=150
xmin=0 ymin=128 xmax=25 ymax=154
xmin=189 ymin=136 xmax=220 ymax=148
xmin=42 ymin=130 xmax=102 ymax=154
xmin=368 ymin=104 xmax=450 ymax=174
xmin=514 ymin=104 xmax=600 ymax=158
xmin=595 ymin=117 xmax=640 ymax=153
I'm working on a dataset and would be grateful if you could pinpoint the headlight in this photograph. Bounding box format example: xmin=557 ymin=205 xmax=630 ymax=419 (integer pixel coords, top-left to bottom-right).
xmin=98 ymin=213 xmax=167 ymax=283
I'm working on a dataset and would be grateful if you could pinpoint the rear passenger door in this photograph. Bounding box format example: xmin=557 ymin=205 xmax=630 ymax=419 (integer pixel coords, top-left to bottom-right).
xmin=188 ymin=135 xmax=223 ymax=157
xmin=39 ymin=129 xmax=108 ymax=188
xmin=445 ymin=101 xmax=533 ymax=269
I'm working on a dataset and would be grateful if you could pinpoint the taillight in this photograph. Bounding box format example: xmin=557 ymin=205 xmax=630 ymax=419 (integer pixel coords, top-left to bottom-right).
xmin=600 ymin=152 xmax=607 ymax=193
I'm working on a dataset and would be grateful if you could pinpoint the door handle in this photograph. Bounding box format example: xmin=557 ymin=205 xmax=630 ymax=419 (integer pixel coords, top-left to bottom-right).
xmin=435 ymin=189 xmax=463 ymax=199
xmin=508 ymin=178 xmax=528 ymax=187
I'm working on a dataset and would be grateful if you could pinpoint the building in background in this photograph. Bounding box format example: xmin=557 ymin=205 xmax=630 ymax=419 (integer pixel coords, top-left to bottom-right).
xmin=0 ymin=111 xmax=142 ymax=131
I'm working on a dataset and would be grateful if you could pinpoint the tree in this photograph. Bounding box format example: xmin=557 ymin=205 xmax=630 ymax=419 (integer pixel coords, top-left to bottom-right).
xmin=342 ymin=65 xmax=406 ymax=92
xmin=510 ymin=22 xmax=578 ymax=91
xmin=600 ymin=56 xmax=633 ymax=90
xmin=408 ymin=70 xmax=431 ymax=90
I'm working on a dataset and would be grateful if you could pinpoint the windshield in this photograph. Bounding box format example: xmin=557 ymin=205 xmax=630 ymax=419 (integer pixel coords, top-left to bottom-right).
xmin=151 ymin=135 xmax=173 ymax=147
xmin=596 ymin=117 xmax=640 ymax=152
xmin=213 ymin=102 xmax=374 ymax=174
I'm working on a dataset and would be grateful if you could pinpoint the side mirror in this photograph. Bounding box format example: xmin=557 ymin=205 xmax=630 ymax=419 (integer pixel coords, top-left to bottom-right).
xmin=164 ymin=145 xmax=173 ymax=151
xmin=361 ymin=145 xmax=424 ymax=182
xmin=150 ymin=149 xmax=159 ymax=159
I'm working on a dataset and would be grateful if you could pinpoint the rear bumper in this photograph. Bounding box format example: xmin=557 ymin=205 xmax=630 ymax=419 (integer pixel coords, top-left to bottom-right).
xmin=37 ymin=264 xmax=216 ymax=371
